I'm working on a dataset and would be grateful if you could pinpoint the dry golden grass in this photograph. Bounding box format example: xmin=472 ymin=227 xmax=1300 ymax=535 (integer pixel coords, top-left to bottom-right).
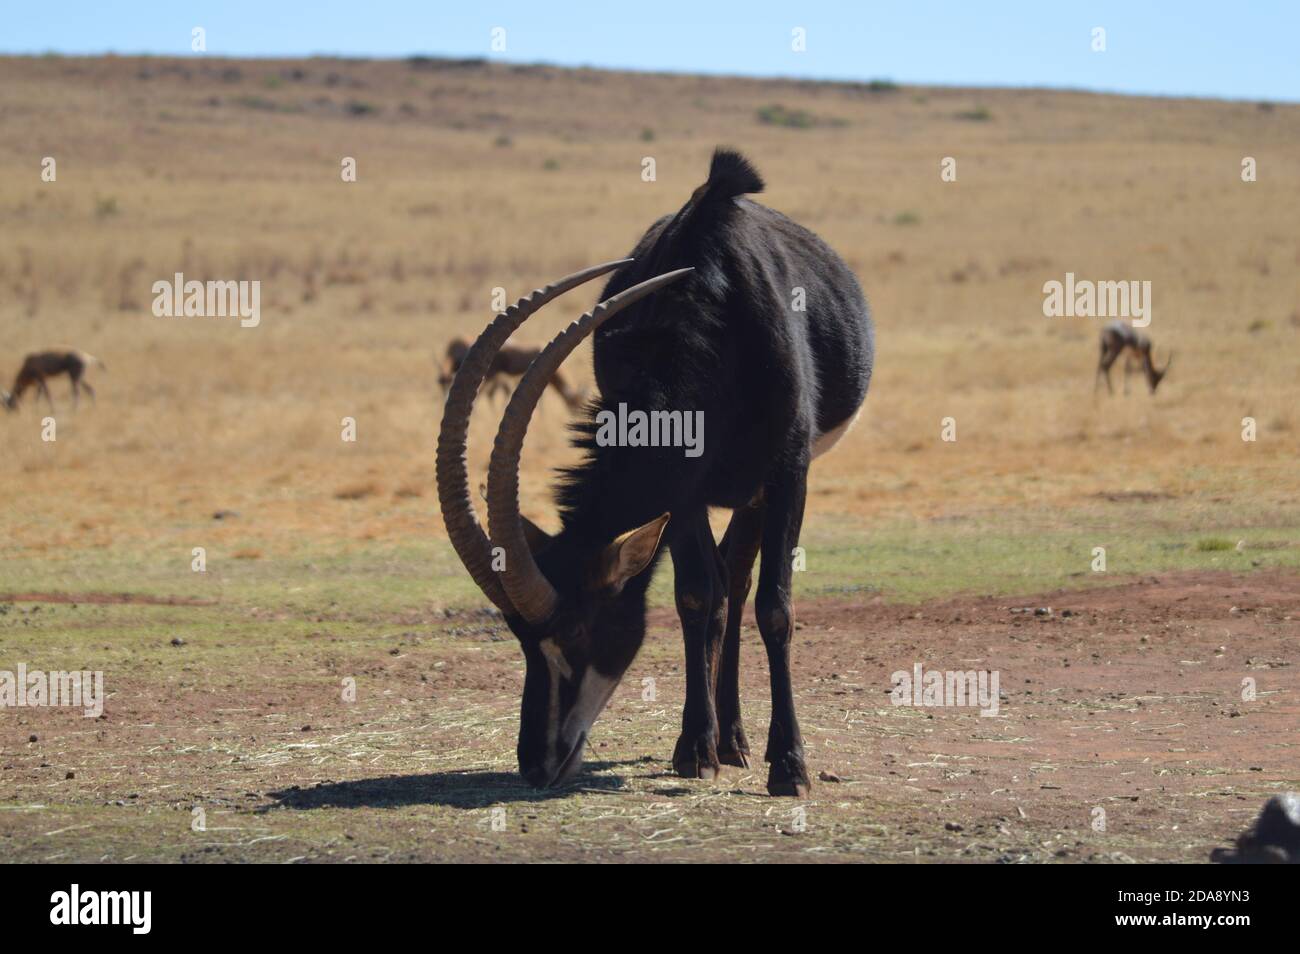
xmin=1 ymin=54 xmax=1298 ymax=558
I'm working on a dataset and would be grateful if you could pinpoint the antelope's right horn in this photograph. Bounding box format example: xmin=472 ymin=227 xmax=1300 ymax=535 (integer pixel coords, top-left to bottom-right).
xmin=487 ymin=267 xmax=694 ymax=625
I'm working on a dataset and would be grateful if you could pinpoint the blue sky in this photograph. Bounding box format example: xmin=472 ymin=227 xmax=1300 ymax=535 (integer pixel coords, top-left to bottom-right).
xmin=4 ymin=2 xmax=1297 ymax=102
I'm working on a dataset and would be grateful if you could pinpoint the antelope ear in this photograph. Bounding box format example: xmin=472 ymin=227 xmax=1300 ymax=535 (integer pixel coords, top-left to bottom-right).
xmin=598 ymin=513 xmax=670 ymax=590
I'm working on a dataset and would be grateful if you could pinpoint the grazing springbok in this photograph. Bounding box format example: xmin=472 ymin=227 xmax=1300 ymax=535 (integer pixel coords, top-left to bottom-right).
xmin=438 ymin=337 xmax=587 ymax=409
xmin=2 ymin=349 xmax=104 ymax=411
xmin=437 ymin=149 xmax=874 ymax=796
xmin=1095 ymin=320 xmax=1172 ymax=395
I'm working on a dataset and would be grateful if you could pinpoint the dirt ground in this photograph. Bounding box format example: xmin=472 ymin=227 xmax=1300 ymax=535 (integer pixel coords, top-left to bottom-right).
xmin=1 ymin=569 xmax=1294 ymax=863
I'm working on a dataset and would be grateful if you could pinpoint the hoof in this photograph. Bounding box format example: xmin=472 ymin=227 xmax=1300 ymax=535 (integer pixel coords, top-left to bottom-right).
xmin=673 ymin=755 xmax=721 ymax=780
xmin=718 ymin=748 xmax=751 ymax=768
xmin=766 ymin=777 xmax=810 ymax=798
xmin=766 ymin=753 xmax=810 ymax=797
xmin=672 ymin=732 xmax=721 ymax=780
xmin=717 ymin=720 xmax=751 ymax=767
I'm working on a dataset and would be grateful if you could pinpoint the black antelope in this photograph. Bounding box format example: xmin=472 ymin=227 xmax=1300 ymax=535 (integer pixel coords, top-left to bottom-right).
xmin=1095 ymin=320 xmax=1172 ymax=395
xmin=438 ymin=338 xmax=587 ymax=410
xmin=436 ymin=149 xmax=874 ymax=796
xmin=2 ymin=349 xmax=104 ymax=411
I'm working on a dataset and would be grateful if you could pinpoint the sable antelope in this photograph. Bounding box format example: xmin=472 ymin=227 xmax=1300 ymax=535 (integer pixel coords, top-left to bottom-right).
xmin=438 ymin=338 xmax=588 ymax=409
xmin=1095 ymin=320 xmax=1172 ymax=394
xmin=2 ymin=349 xmax=104 ymax=411
xmin=437 ymin=149 xmax=874 ymax=795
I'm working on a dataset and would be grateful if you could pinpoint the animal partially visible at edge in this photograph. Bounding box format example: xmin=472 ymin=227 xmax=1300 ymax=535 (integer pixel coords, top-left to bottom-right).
xmin=436 ymin=148 xmax=874 ymax=797
xmin=2 ymin=349 xmax=105 ymax=411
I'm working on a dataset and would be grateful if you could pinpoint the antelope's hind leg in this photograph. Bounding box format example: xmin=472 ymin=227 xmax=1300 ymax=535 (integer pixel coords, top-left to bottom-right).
xmin=715 ymin=501 xmax=764 ymax=768
xmin=755 ymin=457 xmax=811 ymax=797
xmin=1098 ymin=343 xmax=1118 ymax=396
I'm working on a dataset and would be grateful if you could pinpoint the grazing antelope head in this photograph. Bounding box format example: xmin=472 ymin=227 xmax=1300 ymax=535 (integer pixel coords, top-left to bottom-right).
xmin=1146 ymin=348 xmax=1173 ymax=393
xmin=437 ymin=260 xmax=691 ymax=787
xmin=437 ymin=338 xmax=470 ymax=394
xmin=1096 ymin=321 xmax=1172 ymax=395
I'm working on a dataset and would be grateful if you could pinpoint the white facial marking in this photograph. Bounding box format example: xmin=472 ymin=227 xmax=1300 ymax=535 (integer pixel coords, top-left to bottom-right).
xmin=535 ymin=638 xmax=625 ymax=783
xmin=562 ymin=668 xmax=619 ymax=742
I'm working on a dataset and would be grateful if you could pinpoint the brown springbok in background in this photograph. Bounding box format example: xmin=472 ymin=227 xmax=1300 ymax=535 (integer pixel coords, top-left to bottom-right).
xmin=438 ymin=337 xmax=587 ymax=409
xmin=2 ymin=349 xmax=105 ymax=411
xmin=1095 ymin=320 xmax=1172 ymax=395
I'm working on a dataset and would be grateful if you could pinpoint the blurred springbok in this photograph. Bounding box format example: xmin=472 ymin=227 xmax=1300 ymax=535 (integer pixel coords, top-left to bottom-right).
xmin=2 ymin=349 xmax=105 ymax=411
xmin=1095 ymin=320 xmax=1172 ymax=395
xmin=438 ymin=337 xmax=588 ymax=409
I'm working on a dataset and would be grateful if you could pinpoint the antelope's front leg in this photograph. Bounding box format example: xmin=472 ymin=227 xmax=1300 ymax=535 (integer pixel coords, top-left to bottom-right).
xmin=668 ymin=511 xmax=725 ymax=779
xmin=756 ymin=459 xmax=811 ymax=797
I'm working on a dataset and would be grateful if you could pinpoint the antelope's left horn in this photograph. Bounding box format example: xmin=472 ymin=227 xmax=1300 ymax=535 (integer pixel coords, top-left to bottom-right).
xmin=436 ymin=259 xmax=631 ymax=616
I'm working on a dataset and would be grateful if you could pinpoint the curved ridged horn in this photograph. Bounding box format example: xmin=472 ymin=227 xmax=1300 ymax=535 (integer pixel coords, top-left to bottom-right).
xmin=436 ymin=259 xmax=632 ymax=615
xmin=487 ymin=267 xmax=695 ymax=624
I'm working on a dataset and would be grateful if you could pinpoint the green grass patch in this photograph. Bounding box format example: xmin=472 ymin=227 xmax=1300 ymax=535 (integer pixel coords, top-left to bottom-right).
xmin=2 ymin=504 xmax=1296 ymax=617
xmin=1195 ymin=537 xmax=1234 ymax=551
xmin=756 ymin=104 xmax=816 ymax=129
xmin=792 ymin=506 xmax=1297 ymax=603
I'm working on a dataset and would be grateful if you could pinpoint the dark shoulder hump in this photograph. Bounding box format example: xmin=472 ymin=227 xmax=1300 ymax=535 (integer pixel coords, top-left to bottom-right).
xmin=654 ymin=148 xmax=763 ymax=256
xmin=607 ymin=148 xmax=764 ymax=301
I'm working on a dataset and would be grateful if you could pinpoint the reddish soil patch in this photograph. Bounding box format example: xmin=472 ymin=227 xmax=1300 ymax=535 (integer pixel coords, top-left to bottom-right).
xmin=0 ymin=591 xmax=218 ymax=606
xmin=687 ymin=568 xmax=1297 ymax=861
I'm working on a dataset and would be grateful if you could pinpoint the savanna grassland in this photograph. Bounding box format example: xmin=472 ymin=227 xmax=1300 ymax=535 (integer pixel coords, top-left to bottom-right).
xmin=0 ymin=55 xmax=1297 ymax=862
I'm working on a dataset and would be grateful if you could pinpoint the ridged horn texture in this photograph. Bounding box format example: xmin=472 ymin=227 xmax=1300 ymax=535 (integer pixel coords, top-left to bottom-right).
xmin=487 ymin=266 xmax=695 ymax=624
xmin=435 ymin=259 xmax=631 ymax=615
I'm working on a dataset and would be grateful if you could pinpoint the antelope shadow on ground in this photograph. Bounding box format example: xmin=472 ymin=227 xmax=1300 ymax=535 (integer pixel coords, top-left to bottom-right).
xmin=264 ymin=762 xmax=641 ymax=810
